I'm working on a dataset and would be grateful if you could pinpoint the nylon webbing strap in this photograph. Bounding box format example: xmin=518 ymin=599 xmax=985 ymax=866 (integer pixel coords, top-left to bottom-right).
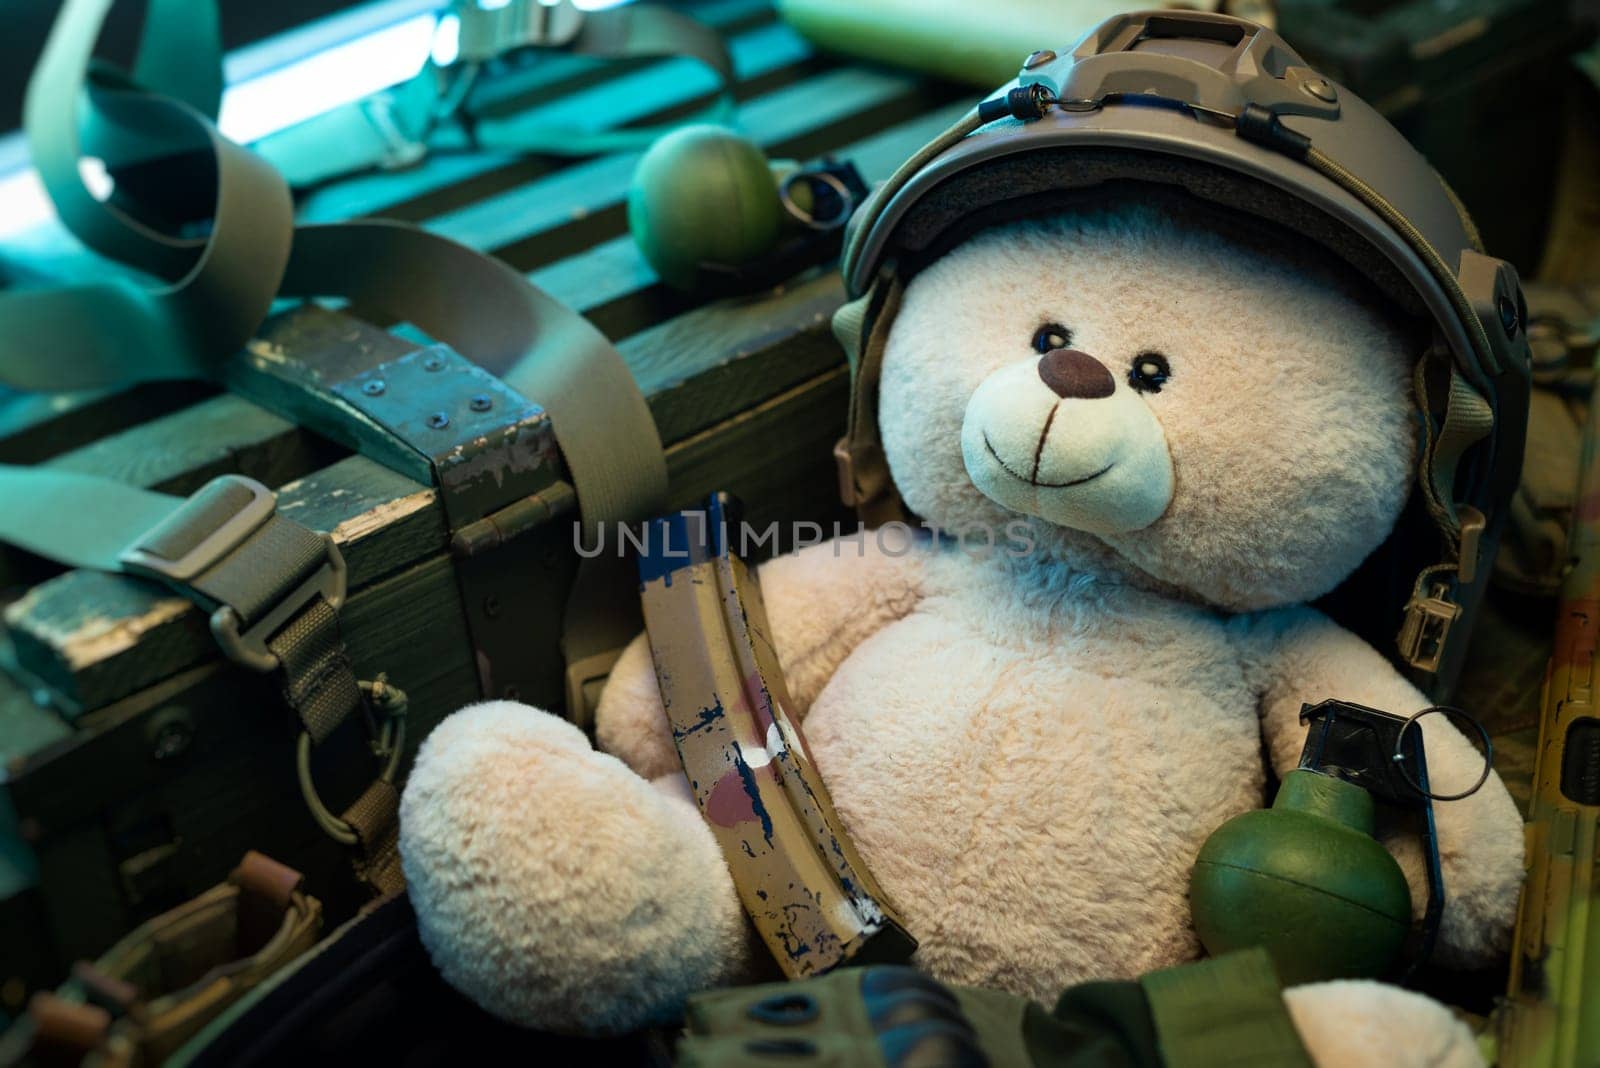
xmin=340 ymin=780 xmax=405 ymax=897
xmin=253 ymin=0 xmax=735 ymax=190
xmin=0 ymin=466 xmax=405 ymax=891
xmin=1139 ymin=949 xmax=1313 ymax=1068
xmin=1 ymin=0 xmax=293 ymax=391
xmin=0 ymin=0 xmax=671 ymax=535
xmin=0 ymin=0 xmax=670 ymax=728
xmin=268 ymin=596 xmax=363 ymax=746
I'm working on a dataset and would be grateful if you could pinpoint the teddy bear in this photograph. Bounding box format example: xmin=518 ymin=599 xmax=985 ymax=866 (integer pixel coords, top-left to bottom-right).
xmin=397 ymin=196 xmax=1525 ymax=1065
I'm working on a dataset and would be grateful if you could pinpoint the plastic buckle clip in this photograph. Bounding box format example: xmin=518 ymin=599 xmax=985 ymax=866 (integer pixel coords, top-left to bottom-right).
xmin=211 ymin=539 xmax=346 ymax=673
xmin=120 ymin=475 xmax=275 ymax=584
xmin=120 ymin=475 xmax=347 ymax=674
xmin=1397 ymin=583 xmax=1461 ymax=675
xmin=358 ymin=94 xmax=430 ymax=172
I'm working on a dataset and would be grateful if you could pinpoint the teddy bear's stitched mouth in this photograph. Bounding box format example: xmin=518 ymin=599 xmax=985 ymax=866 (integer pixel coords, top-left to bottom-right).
xmin=983 ymin=433 xmax=1113 ymax=489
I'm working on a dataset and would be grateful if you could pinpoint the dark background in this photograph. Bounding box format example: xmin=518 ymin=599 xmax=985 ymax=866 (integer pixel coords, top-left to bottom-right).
xmin=0 ymin=0 xmax=360 ymax=134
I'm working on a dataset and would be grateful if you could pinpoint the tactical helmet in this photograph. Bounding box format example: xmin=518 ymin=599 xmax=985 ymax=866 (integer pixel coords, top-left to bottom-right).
xmin=832 ymin=9 xmax=1531 ymax=695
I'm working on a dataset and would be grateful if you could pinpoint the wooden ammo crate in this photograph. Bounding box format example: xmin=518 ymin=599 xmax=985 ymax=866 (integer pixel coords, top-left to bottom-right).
xmin=0 ymin=0 xmax=977 ymax=1007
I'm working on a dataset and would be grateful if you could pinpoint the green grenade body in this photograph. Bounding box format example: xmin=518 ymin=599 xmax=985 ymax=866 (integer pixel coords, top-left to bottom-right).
xmin=1189 ymin=769 xmax=1412 ymax=985
xmin=628 ymin=125 xmax=785 ymax=292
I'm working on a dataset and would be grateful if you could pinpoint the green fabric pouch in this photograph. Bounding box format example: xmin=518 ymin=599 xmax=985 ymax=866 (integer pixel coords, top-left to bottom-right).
xmin=676 ymin=950 xmax=1311 ymax=1068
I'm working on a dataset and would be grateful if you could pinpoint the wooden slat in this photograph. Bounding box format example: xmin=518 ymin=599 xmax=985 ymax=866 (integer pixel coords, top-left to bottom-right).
xmin=0 ymin=658 xmax=70 ymax=768
xmin=42 ymin=394 xmax=332 ymax=496
xmin=423 ymin=20 xmax=821 ymax=255
xmin=628 ymin=270 xmax=844 ymax=444
xmin=0 ymin=381 xmax=216 ymax=465
xmin=296 ymin=0 xmax=789 ymax=224
xmin=664 ymin=365 xmax=851 ymax=538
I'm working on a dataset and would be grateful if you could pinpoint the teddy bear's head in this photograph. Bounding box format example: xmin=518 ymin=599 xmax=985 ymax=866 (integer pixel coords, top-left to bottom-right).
xmin=878 ymin=198 xmax=1420 ymax=611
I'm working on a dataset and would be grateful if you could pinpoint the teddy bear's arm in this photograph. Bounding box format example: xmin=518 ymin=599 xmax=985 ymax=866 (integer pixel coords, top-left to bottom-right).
xmin=1230 ymin=606 xmax=1524 ymax=969
xmin=595 ymin=530 xmax=929 ymax=779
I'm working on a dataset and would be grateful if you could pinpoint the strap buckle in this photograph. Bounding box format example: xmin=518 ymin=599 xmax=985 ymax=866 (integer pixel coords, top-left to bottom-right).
xmin=119 ymin=475 xmax=348 ymax=674
xmin=446 ymin=0 xmax=584 ymax=66
xmin=120 ymin=475 xmax=275 ymax=583
xmin=1397 ymin=582 xmax=1461 ymax=674
xmin=211 ymin=536 xmax=346 ymax=673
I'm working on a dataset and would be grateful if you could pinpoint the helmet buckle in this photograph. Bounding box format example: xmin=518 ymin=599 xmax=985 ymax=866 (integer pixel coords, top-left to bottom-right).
xmin=1398 ymin=584 xmax=1462 ymax=675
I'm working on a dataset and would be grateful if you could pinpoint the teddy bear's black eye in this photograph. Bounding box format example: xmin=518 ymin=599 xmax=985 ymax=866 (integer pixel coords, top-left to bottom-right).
xmin=1128 ymin=352 xmax=1171 ymax=393
xmin=1031 ymin=323 xmax=1073 ymax=354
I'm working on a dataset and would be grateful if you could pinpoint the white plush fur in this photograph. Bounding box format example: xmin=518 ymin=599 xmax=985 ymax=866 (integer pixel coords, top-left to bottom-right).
xmin=1285 ymin=982 xmax=1486 ymax=1067
xmin=400 ymin=203 xmax=1523 ymax=1059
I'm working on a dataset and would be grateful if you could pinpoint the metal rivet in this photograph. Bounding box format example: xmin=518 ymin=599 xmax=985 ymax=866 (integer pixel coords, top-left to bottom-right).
xmin=422 ymin=354 xmax=445 ymax=371
xmin=1023 ymin=49 xmax=1056 ymax=70
xmin=469 ymin=394 xmax=493 ymax=412
xmin=483 ymin=594 xmax=501 ymax=618
xmin=1302 ymin=77 xmax=1337 ymax=103
xmin=361 ymin=379 xmax=386 ymax=396
xmin=427 ymin=411 xmax=450 ymax=429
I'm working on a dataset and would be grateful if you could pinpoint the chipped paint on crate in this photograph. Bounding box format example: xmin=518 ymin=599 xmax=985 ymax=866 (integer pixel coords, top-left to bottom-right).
xmin=5 ymin=590 xmax=194 ymax=672
xmin=243 ymin=337 xmax=293 ymax=369
xmin=328 ymin=489 xmax=435 ymax=546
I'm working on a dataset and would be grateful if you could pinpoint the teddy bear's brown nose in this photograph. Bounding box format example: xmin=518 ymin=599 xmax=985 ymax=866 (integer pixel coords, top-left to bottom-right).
xmin=1038 ymin=348 xmax=1115 ymax=399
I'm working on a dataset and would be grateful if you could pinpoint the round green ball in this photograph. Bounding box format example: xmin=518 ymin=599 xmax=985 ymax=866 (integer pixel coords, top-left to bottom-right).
xmin=628 ymin=125 xmax=783 ymax=291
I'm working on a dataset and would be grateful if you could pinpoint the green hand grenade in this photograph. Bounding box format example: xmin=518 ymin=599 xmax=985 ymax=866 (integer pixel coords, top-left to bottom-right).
xmin=1190 ymin=768 xmax=1412 ymax=985
xmin=628 ymin=125 xmax=788 ymax=292
xmin=628 ymin=124 xmax=863 ymax=295
xmin=1191 ymin=700 xmax=1488 ymax=985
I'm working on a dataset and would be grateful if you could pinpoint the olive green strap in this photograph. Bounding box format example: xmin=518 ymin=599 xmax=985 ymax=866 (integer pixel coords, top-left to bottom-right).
xmin=4 ymin=0 xmax=292 ymax=391
xmin=0 ymin=0 xmax=668 ymax=729
xmin=1138 ymin=950 xmax=1313 ymax=1068
xmin=0 ymin=466 xmax=178 ymax=573
xmin=2 ymin=0 xmax=667 ymax=528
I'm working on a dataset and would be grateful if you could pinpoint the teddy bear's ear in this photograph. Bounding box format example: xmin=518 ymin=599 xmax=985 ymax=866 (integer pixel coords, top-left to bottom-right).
xmin=832 ymin=8 xmax=1532 ymax=696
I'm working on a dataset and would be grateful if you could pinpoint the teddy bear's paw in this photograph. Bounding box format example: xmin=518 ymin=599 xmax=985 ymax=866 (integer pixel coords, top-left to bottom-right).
xmin=399 ymin=700 xmax=750 ymax=1034
xmin=1283 ymin=980 xmax=1484 ymax=1068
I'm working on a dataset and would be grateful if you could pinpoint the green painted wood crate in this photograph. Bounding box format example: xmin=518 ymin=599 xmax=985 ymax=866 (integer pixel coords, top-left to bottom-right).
xmin=0 ymin=0 xmax=976 ymax=1011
